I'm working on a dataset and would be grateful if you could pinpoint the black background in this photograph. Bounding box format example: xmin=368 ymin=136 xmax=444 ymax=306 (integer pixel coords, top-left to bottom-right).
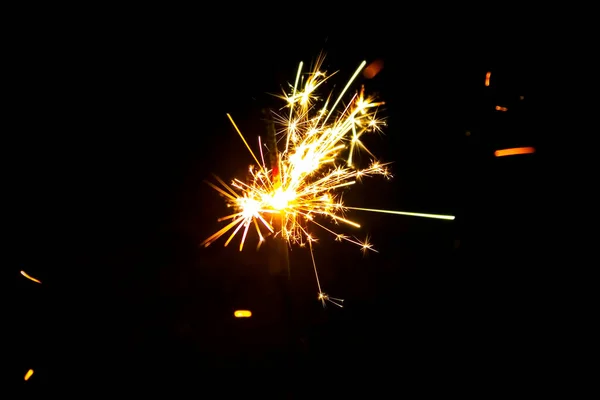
xmin=7 ymin=8 xmax=554 ymax=395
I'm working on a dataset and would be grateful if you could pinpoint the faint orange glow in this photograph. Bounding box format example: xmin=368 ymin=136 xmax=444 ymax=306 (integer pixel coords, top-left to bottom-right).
xmin=495 ymin=105 xmax=508 ymax=112
xmin=363 ymin=59 xmax=384 ymax=79
xmin=234 ymin=310 xmax=252 ymax=318
xmin=20 ymin=271 xmax=41 ymax=284
xmin=485 ymin=71 xmax=491 ymax=86
xmin=494 ymin=147 xmax=535 ymax=157
xmin=24 ymin=369 xmax=34 ymax=381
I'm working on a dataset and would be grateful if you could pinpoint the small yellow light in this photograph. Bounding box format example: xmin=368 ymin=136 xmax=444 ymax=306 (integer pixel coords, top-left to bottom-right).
xmin=234 ymin=310 xmax=252 ymax=318
xmin=24 ymin=369 xmax=34 ymax=381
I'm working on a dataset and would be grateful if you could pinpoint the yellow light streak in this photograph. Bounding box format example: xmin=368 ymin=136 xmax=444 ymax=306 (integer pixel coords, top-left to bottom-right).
xmin=24 ymin=369 xmax=34 ymax=381
xmin=286 ymin=61 xmax=304 ymax=152
xmin=227 ymin=113 xmax=266 ymax=174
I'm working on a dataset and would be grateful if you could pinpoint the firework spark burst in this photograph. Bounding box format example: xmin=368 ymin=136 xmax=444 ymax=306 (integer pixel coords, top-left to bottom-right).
xmin=202 ymin=55 xmax=454 ymax=307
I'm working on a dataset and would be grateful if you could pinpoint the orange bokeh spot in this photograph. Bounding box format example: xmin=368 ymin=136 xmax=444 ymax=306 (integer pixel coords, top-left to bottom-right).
xmin=363 ymin=59 xmax=384 ymax=79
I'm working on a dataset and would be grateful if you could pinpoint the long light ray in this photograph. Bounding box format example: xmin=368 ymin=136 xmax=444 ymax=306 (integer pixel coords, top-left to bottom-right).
xmin=286 ymin=61 xmax=303 ymax=152
xmin=344 ymin=206 xmax=455 ymax=220
xmin=321 ymin=60 xmax=367 ymax=127
xmin=227 ymin=113 xmax=265 ymax=174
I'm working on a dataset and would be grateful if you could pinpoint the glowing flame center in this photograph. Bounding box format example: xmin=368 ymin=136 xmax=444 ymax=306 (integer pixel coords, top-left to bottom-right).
xmin=238 ymin=196 xmax=262 ymax=219
xmin=268 ymin=188 xmax=294 ymax=210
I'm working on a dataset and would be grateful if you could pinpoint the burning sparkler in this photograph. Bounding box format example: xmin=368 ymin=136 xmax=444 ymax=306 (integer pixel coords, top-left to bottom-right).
xmin=202 ymin=55 xmax=455 ymax=307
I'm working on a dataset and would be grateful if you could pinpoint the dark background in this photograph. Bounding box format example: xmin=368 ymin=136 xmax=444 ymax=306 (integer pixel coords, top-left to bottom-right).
xmin=7 ymin=9 xmax=553 ymax=395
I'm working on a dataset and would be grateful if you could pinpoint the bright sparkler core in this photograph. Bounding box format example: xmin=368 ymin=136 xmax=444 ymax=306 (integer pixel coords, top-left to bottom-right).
xmin=203 ymin=56 xmax=455 ymax=307
xmin=268 ymin=188 xmax=293 ymax=211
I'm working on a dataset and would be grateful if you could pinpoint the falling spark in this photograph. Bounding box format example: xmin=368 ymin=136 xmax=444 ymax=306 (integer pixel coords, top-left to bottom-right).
xmin=495 ymin=105 xmax=508 ymax=112
xmin=203 ymin=57 xmax=455 ymax=305
xmin=485 ymin=71 xmax=491 ymax=86
xmin=24 ymin=369 xmax=34 ymax=381
xmin=20 ymin=271 xmax=41 ymax=284
xmin=494 ymin=147 xmax=535 ymax=157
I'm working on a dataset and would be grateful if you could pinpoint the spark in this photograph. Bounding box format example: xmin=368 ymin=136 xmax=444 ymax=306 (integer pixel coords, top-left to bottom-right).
xmin=318 ymin=292 xmax=345 ymax=308
xmin=20 ymin=271 xmax=41 ymax=284
xmin=203 ymin=57 xmax=455 ymax=305
xmin=360 ymin=235 xmax=377 ymax=255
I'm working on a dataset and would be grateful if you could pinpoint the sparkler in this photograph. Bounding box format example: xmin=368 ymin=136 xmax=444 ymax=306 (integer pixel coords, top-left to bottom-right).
xmin=202 ymin=55 xmax=455 ymax=307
